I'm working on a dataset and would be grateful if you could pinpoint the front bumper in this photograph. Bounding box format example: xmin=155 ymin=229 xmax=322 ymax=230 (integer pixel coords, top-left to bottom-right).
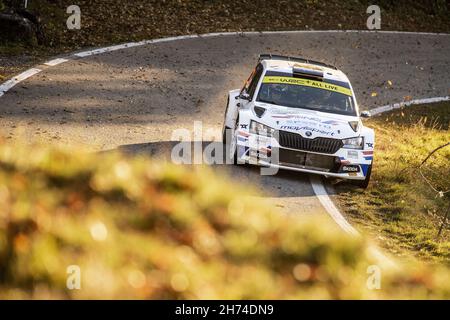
xmin=236 ymin=130 xmax=373 ymax=180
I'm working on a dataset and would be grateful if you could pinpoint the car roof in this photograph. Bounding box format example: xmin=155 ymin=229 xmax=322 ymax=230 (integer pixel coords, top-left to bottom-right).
xmin=260 ymin=58 xmax=350 ymax=83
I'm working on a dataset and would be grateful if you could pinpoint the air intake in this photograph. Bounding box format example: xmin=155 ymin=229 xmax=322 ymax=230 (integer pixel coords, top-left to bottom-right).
xmin=277 ymin=130 xmax=343 ymax=154
xmin=293 ymin=67 xmax=323 ymax=81
xmin=254 ymin=106 xmax=266 ymax=118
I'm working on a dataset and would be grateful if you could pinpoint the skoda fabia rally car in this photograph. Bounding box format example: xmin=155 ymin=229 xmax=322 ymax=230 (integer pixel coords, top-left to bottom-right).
xmin=222 ymin=54 xmax=374 ymax=188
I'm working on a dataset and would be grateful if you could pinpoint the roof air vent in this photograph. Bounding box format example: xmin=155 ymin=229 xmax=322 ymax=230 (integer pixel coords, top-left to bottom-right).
xmin=293 ymin=67 xmax=324 ymax=81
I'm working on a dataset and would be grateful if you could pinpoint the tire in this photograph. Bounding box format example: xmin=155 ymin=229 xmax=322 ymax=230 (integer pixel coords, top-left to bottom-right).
xmin=231 ymin=143 xmax=238 ymax=165
xmin=221 ymin=121 xmax=237 ymax=164
xmin=228 ymin=129 xmax=238 ymax=165
xmin=222 ymin=125 xmax=229 ymax=144
xmin=352 ymin=165 xmax=372 ymax=189
xmin=222 ymin=97 xmax=230 ymax=144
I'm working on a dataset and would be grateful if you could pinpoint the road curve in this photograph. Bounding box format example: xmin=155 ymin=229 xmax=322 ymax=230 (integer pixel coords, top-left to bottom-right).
xmin=1 ymin=31 xmax=449 ymax=217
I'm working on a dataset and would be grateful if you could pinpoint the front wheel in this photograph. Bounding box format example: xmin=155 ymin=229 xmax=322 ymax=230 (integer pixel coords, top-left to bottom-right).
xmin=352 ymin=165 xmax=372 ymax=189
xmin=222 ymin=125 xmax=229 ymax=144
xmin=228 ymin=130 xmax=238 ymax=165
xmin=222 ymin=97 xmax=230 ymax=143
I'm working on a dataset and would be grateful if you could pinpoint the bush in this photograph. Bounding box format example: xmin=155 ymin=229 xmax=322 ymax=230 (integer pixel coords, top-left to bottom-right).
xmin=0 ymin=138 xmax=449 ymax=299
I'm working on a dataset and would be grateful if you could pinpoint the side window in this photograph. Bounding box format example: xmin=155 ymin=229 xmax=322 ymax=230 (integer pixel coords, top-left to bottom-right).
xmin=242 ymin=68 xmax=256 ymax=93
xmin=247 ymin=64 xmax=264 ymax=99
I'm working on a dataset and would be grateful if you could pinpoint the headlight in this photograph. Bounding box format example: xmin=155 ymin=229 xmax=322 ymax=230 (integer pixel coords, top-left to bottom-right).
xmin=250 ymin=120 xmax=275 ymax=137
xmin=342 ymin=136 xmax=364 ymax=149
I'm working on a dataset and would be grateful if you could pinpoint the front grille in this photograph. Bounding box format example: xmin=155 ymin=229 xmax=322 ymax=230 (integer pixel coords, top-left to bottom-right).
xmin=273 ymin=148 xmax=338 ymax=172
xmin=277 ymin=130 xmax=343 ymax=154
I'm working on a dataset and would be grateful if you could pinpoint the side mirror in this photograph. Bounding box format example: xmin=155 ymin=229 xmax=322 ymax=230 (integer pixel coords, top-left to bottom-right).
xmin=236 ymin=92 xmax=251 ymax=101
xmin=360 ymin=111 xmax=371 ymax=118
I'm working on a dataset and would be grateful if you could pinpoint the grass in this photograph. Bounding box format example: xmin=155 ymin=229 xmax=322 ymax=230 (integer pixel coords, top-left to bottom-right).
xmin=335 ymin=102 xmax=450 ymax=264
xmin=1 ymin=137 xmax=450 ymax=298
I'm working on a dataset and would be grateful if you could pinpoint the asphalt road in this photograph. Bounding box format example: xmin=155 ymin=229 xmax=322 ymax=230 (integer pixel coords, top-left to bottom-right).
xmin=1 ymin=31 xmax=449 ymax=216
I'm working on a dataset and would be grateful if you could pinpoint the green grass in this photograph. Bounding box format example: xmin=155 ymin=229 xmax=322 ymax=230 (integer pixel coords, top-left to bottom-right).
xmin=335 ymin=102 xmax=450 ymax=264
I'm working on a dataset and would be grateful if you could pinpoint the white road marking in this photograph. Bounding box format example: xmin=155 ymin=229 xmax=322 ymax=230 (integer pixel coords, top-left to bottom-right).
xmin=310 ymin=95 xmax=450 ymax=236
xmin=70 ymin=30 xmax=450 ymax=58
xmin=310 ymin=175 xmax=359 ymax=235
xmin=73 ymin=41 xmax=150 ymax=57
xmin=44 ymin=58 xmax=70 ymax=66
xmin=0 ymin=68 xmax=41 ymax=97
xmin=310 ymin=175 xmax=399 ymax=268
xmin=370 ymin=96 xmax=450 ymax=115
xmin=308 ymin=94 xmax=450 ymax=267
xmin=1 ymin=30 xmax=449 ymax=94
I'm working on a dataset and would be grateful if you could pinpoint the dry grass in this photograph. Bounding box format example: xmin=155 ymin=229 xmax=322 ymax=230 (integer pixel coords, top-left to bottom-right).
xmin=335 ymin=102 xmax=450 ymax=264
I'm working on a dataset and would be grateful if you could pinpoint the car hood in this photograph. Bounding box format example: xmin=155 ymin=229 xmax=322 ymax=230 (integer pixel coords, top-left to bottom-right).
xmin=255 ymin=103 xmax=361 ymax=139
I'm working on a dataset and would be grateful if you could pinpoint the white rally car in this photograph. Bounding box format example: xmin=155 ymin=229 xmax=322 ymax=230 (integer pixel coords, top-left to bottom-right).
xmin=222 ymin=54 xmax=374 ymax=188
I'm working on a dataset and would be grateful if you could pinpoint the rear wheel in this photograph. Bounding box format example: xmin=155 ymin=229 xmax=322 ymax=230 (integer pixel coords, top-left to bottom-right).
xmin=352 ymin=165 xmax=372 ymax=189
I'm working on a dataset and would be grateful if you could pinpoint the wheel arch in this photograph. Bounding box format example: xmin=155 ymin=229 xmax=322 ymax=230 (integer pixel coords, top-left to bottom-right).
xmin=224 ymin=89 xmax=240 ymax=130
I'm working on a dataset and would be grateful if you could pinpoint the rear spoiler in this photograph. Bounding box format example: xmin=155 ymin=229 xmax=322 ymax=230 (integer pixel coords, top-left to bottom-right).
xmin=258 ymin=54 xmax=338 ymax=70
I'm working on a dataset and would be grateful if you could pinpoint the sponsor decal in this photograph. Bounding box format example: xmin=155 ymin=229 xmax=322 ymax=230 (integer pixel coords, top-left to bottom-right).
xmin=238 ymin=146 xmax=249 ymax=158
xmin=339 ymin=157 xmax=351 ymax=165
xmin=272 ymin=110 xmax=292 ymax=119
xmin=360 ymin=164 xmax=370 ymax=176
xmin=237 ymin=136 xmax=247 ymax=143
xmin=347 ymin=150 xmax=359 ymax=159
xmin=284 ymin=120 xmax=333 ymax=130
xmin=258 ymin=147 xmax=271 ymax=154
xmin=322 ymin=120 xmax=342 ymax=126
xmin=240 ymin=124 xmax=248 ymax=129
xmin=238 ymin=130 xmax=250 ymax=137
xmin=366 ymin=142 xmax=374 ymax=148
xmin=271 ymin=113 xmax=342 ymax=129
xmin=342 ymin=165 xmax=360 ymax=172
xmin=262 ymin=76 xmax=353 ymax=96
xmin=280 ymin=125 xmax=335 ymax=136
xmin=270 ymin=112 xmax=322 ymax=122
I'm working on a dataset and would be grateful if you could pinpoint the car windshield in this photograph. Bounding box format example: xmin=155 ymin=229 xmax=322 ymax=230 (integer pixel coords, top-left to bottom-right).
xmin=256 ymin=76 xmax=357 ymax=116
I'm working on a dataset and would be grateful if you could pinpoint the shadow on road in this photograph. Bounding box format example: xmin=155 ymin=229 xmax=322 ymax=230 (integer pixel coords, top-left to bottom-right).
xmin=117 ymin=140 xmax=319 ymax=198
